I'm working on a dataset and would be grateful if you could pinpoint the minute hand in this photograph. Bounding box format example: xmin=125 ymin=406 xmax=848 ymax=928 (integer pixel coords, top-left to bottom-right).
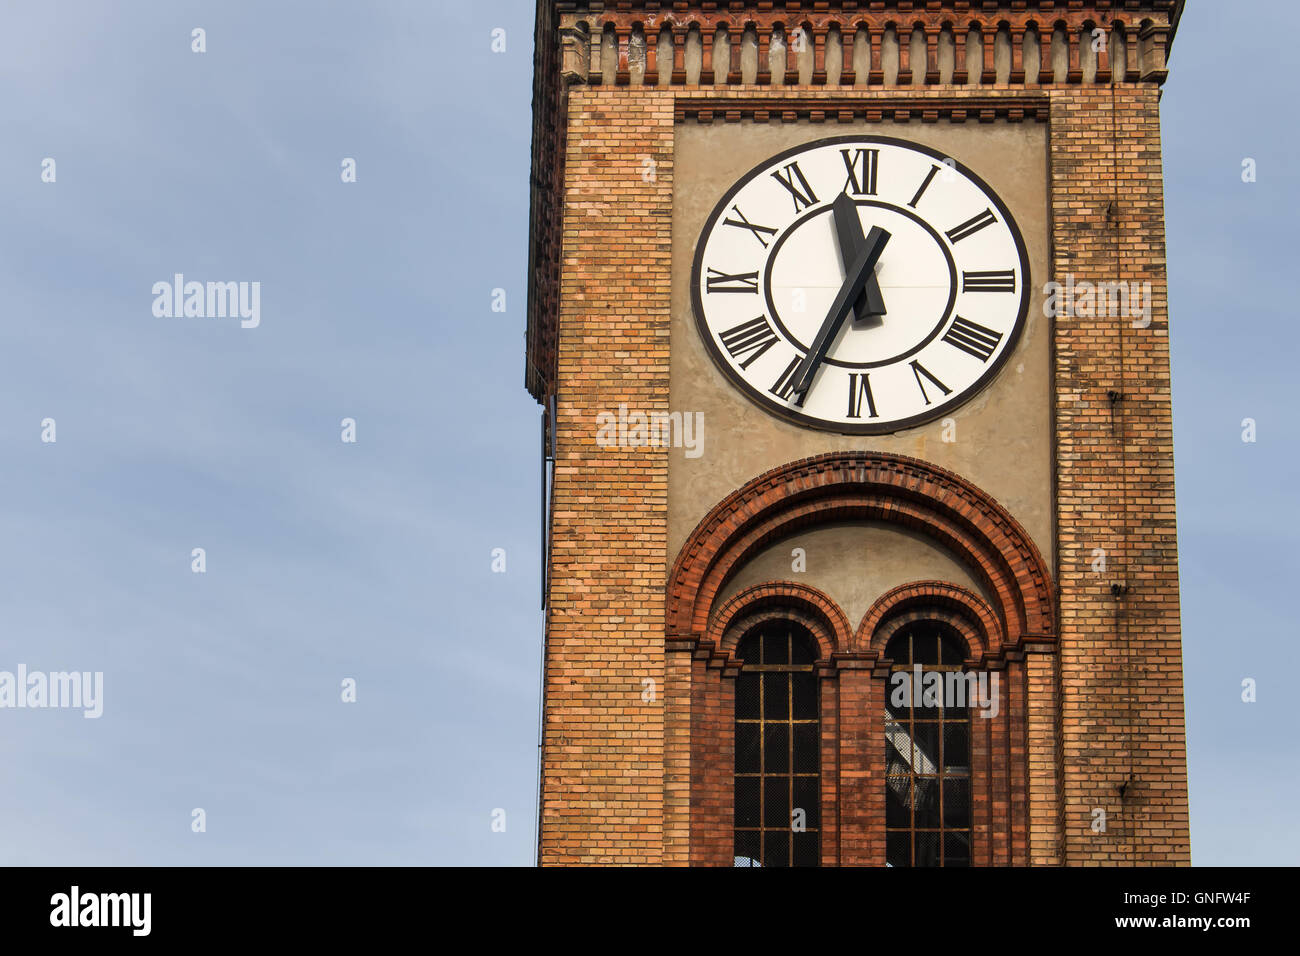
xmin=792 ymin=225 xmax=891 ymax=400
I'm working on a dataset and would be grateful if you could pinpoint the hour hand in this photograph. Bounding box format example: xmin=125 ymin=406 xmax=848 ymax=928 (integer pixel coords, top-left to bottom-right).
xmin=832 ymin=192 xmax=886 ymax=320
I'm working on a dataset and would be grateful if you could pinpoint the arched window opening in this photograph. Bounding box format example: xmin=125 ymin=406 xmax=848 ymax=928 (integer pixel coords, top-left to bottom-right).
xmin=884 ymin=625 xmax=972 ymax=866
xmin=733 ymin=621 xmax=820 ymax=867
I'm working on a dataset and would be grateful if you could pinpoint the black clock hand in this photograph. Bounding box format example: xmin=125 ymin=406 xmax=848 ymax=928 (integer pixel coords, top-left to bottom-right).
xmin=792 ymin=224 xmax=891 ymax=400
xmin=832 ymin=192 xmax=887 ymax=319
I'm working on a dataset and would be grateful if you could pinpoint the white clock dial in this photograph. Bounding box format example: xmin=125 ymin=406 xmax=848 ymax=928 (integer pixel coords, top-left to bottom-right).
xmin=691 ymin=136 xmax=1031 ymax=434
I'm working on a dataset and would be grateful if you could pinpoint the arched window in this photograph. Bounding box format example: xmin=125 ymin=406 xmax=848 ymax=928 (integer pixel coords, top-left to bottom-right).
xmin=733 ymin=621 xmax=820 ymax=866
xmin=884 ymin=625 xmax=972 ymax=866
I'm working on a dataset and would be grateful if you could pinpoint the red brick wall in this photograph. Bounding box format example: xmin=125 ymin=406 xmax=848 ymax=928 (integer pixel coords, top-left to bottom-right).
xmin=1050 ymin=86 xmax=1190 ymax=864
xmin=538 ymin=89 xmax=674 ymax=864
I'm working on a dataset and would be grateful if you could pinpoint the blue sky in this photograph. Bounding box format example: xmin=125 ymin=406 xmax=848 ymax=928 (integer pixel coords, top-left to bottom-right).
xmin=1162 ymin=1 xmax=1299 ymax=866
xmin=0 ymin=1 xmax=541 ymax=865
xmin=0 ymin=1 xmax=1292 ymax=866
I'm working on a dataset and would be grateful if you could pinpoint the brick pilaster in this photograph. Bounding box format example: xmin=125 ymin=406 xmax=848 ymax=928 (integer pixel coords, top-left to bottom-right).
xmin=1050 ymin=85 xmax=1190 ymax=865
xmin=538 ymin=89 xmax=674 ymax=865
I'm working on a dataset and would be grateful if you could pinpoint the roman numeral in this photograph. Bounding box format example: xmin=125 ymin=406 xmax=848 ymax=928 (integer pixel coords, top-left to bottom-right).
xmin=722 ymin=205 xmax=778 ymax=249
xmin=847 ymin=373 xmax=878 ymax=418
xmin=908 ymin=164 xmax=941 ymax=208
xmin=770 ymin=355 xmax=804 ymax=403
xmin=961 ymin=269 xmax=1016 ymax=293
xmin=945 ymin=208 xmax=998 ymax=244
xmin=719 ymin=316 xmax=780 ymax=370
xmin=705 ymin=267 xmax=759 ymax=294
xmin=841 ymin=148 xmax=879 ymax=196
xmin=909 ymin=360 xmax=952 ymax=406
xmin=942 ymin=316 xmax=1003 ymax=362
xmin=771 ymin=161 xmax=819 ymax=212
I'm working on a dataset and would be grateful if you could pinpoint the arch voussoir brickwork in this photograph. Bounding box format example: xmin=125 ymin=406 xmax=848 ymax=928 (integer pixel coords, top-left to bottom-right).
xmin=666 ymin=452 xmax=1055 ymax=653
xmin=858 ymin=580 xmax=1005 ymax=661
xmin=708 ymin=582 xmax=851 ymax=662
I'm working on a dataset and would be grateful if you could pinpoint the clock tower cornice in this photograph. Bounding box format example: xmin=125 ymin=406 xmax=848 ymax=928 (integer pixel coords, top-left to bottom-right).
xmin=525 ymin=0 xmax=1181 ymax=401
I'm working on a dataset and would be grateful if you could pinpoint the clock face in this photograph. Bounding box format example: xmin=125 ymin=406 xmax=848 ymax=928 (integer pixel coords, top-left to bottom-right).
xmin=691 ymin=135 xmax=1031 ymax=434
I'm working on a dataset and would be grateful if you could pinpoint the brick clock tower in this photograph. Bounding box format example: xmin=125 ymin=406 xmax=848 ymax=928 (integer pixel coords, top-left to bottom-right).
xmin=526 ymin=1 xmax=1188 ymax=866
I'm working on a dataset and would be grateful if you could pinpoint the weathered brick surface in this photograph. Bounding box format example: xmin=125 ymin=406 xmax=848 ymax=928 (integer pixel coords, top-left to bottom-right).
xmin=1050 ymin=86 xmax=1190 ymax=864
xmin=538 ymin=89 xmax=674 ymax=865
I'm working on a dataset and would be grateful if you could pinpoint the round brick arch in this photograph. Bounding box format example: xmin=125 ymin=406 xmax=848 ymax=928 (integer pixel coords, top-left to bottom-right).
xmin=857 ymin=580 xmax=1004 ymax=660
xmin=666 ymin=452 xmax=1055 ymax=653
xmin=708 ymin=581 xmax=852 ymax=662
